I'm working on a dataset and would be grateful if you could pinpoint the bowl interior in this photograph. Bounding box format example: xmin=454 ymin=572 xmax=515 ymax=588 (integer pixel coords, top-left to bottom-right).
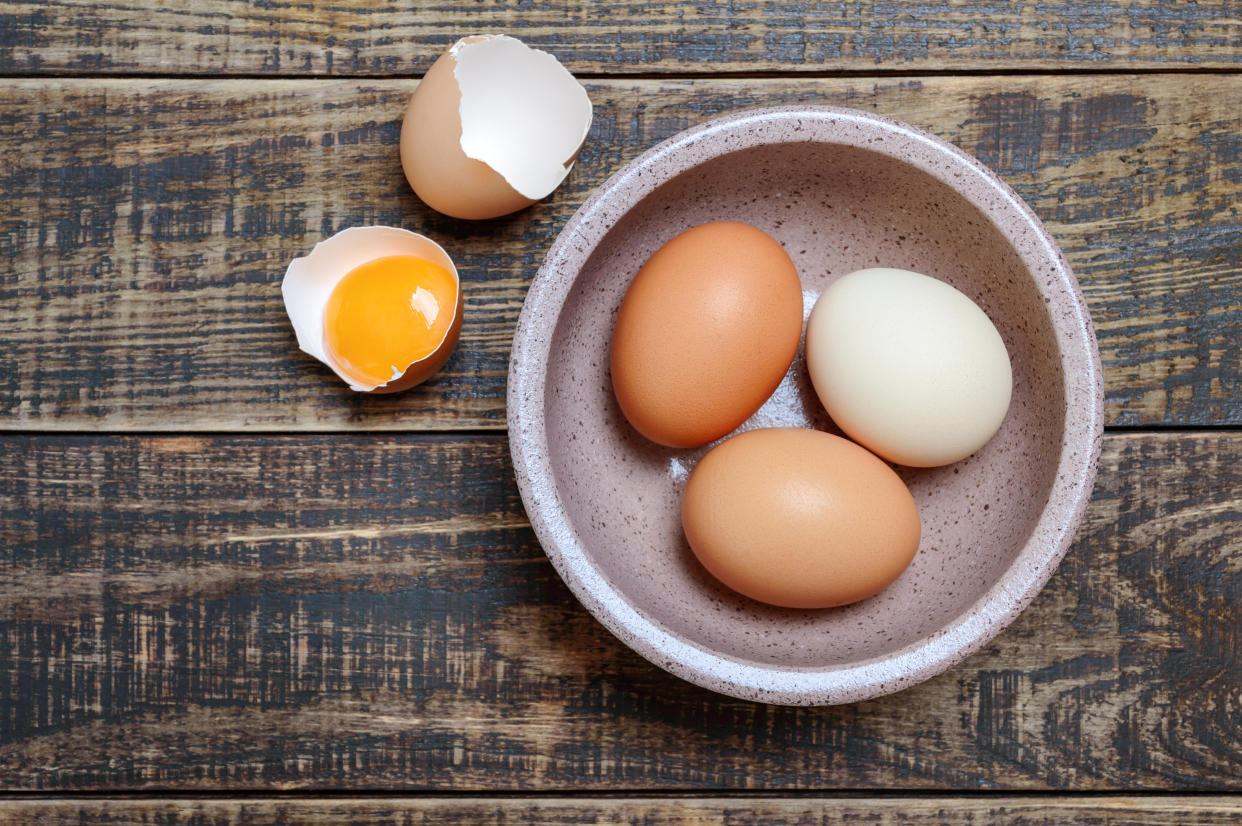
xmin=541 ymin=139 xmax=1067 ymax=670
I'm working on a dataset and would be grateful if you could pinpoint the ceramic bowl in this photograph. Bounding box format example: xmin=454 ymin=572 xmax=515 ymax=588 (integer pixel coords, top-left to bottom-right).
xmin=508 ymin=107 xmax=1103 ymax=705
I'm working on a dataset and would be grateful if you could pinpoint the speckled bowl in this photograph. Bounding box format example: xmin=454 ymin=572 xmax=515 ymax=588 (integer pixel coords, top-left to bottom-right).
xmin=508 ymin=107 xmax=1103 ymax=705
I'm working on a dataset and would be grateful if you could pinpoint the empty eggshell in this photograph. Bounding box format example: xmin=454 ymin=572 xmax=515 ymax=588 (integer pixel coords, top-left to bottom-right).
xmin=400 ymin=34 xmax=593 ymax=220
xmin=281 ymin=226 xmax=463 ymax=393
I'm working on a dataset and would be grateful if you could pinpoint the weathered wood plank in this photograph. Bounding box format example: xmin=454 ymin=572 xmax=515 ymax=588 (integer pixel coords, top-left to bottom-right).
xmin=0 ymin=431 xmax=1238 ymax=790
xmin=2 ymin=0 xmax=1241 ymax=75
xmin=1 ymin=795 xmax=1241 ymax=825
xmin=2 ymin=75 xmax=1240 ymax=431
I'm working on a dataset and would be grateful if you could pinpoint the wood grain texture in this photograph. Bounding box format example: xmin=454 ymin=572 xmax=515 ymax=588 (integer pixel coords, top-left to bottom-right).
xmin=3 ymin=74 xmax=1240 ymax=431
xmin=2 ymin=0 xmax=1241 ymax=75
xmin=2 ymin=795 xmax=1242 ymax=825
xmin=0 ymin=431 xmax=1239 ymax=791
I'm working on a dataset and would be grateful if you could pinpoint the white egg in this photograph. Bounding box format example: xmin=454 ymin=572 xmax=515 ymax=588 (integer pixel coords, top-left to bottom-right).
xmin=281 ymin=226 xmax=462 ymax=393
xmin=805 ymin=267 xmax=1013 ymax=467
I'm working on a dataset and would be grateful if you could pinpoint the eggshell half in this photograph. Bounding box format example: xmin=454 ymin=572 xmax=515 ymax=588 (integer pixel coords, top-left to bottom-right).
xmin=400 ymin=34 xmax=592 ymax=220
xmin=281 ymin=226 xmax=463 ymax=393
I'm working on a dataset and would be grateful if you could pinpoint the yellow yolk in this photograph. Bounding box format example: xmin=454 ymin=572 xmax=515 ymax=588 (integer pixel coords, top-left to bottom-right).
xmin=323 ymin=255 xmax=458 ymax=387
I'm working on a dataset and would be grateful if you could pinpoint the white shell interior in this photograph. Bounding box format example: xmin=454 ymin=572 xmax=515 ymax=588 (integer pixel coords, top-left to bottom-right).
xmin=453 ymin=35 xmax=593 ymax=200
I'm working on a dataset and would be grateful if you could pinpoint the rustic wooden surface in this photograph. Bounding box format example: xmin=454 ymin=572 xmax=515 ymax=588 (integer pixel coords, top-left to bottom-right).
xmin=0 ymin=432 xmax=1239 ymax=791
xmin=1 ymin=796 xmax=1241 ymax=825
xmin=4 ymin=74 xmax=1241 ymax=431
xmin=4 ymin=0 xmax=1241 ymax=819
xmin=4 ymin=0 xmax=1242 ymax=75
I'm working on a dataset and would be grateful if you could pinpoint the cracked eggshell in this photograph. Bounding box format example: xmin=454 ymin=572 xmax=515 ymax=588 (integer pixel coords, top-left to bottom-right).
xmin=281 ymin=226 xmax=463 ymax=394
xmin=400 ymin=34 xmax=593 ymax=220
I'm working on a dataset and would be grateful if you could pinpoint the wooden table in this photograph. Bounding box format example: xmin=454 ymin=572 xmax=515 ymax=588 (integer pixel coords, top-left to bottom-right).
xmin=2 ymin=2 xmax=1241 ymax=822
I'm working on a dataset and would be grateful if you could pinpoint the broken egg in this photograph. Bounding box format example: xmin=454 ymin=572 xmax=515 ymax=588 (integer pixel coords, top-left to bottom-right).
xmin=400 ymin=34 xmax=593 ymax=220
xmin=282 ymin=226 xmax=463 ymax=393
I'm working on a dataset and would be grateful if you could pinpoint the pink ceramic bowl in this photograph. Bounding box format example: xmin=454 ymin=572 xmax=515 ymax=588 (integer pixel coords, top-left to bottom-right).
xmin=508 ymin=107 xmax=1103 ymax=705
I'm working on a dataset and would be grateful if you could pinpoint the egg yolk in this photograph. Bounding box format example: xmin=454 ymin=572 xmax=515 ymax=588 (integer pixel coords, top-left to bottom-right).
xmin=323 ymin=255 xmax=458 ymax=386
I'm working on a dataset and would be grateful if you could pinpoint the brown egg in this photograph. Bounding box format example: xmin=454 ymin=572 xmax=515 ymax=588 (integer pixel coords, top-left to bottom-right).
xmin=610 ymin=221 xmax=803 ymax=448
xmin=681 ymin=428 xmax=921 ymax=609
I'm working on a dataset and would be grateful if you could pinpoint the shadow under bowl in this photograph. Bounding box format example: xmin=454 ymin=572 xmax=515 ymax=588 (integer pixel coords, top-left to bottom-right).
xmin=508 ymin=106 xmax=1104 ymax=705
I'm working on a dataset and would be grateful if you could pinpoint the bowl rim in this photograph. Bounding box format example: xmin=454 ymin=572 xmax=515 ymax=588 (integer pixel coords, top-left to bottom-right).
xmin=507 ymin=105 xmax=1105 ymax=705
